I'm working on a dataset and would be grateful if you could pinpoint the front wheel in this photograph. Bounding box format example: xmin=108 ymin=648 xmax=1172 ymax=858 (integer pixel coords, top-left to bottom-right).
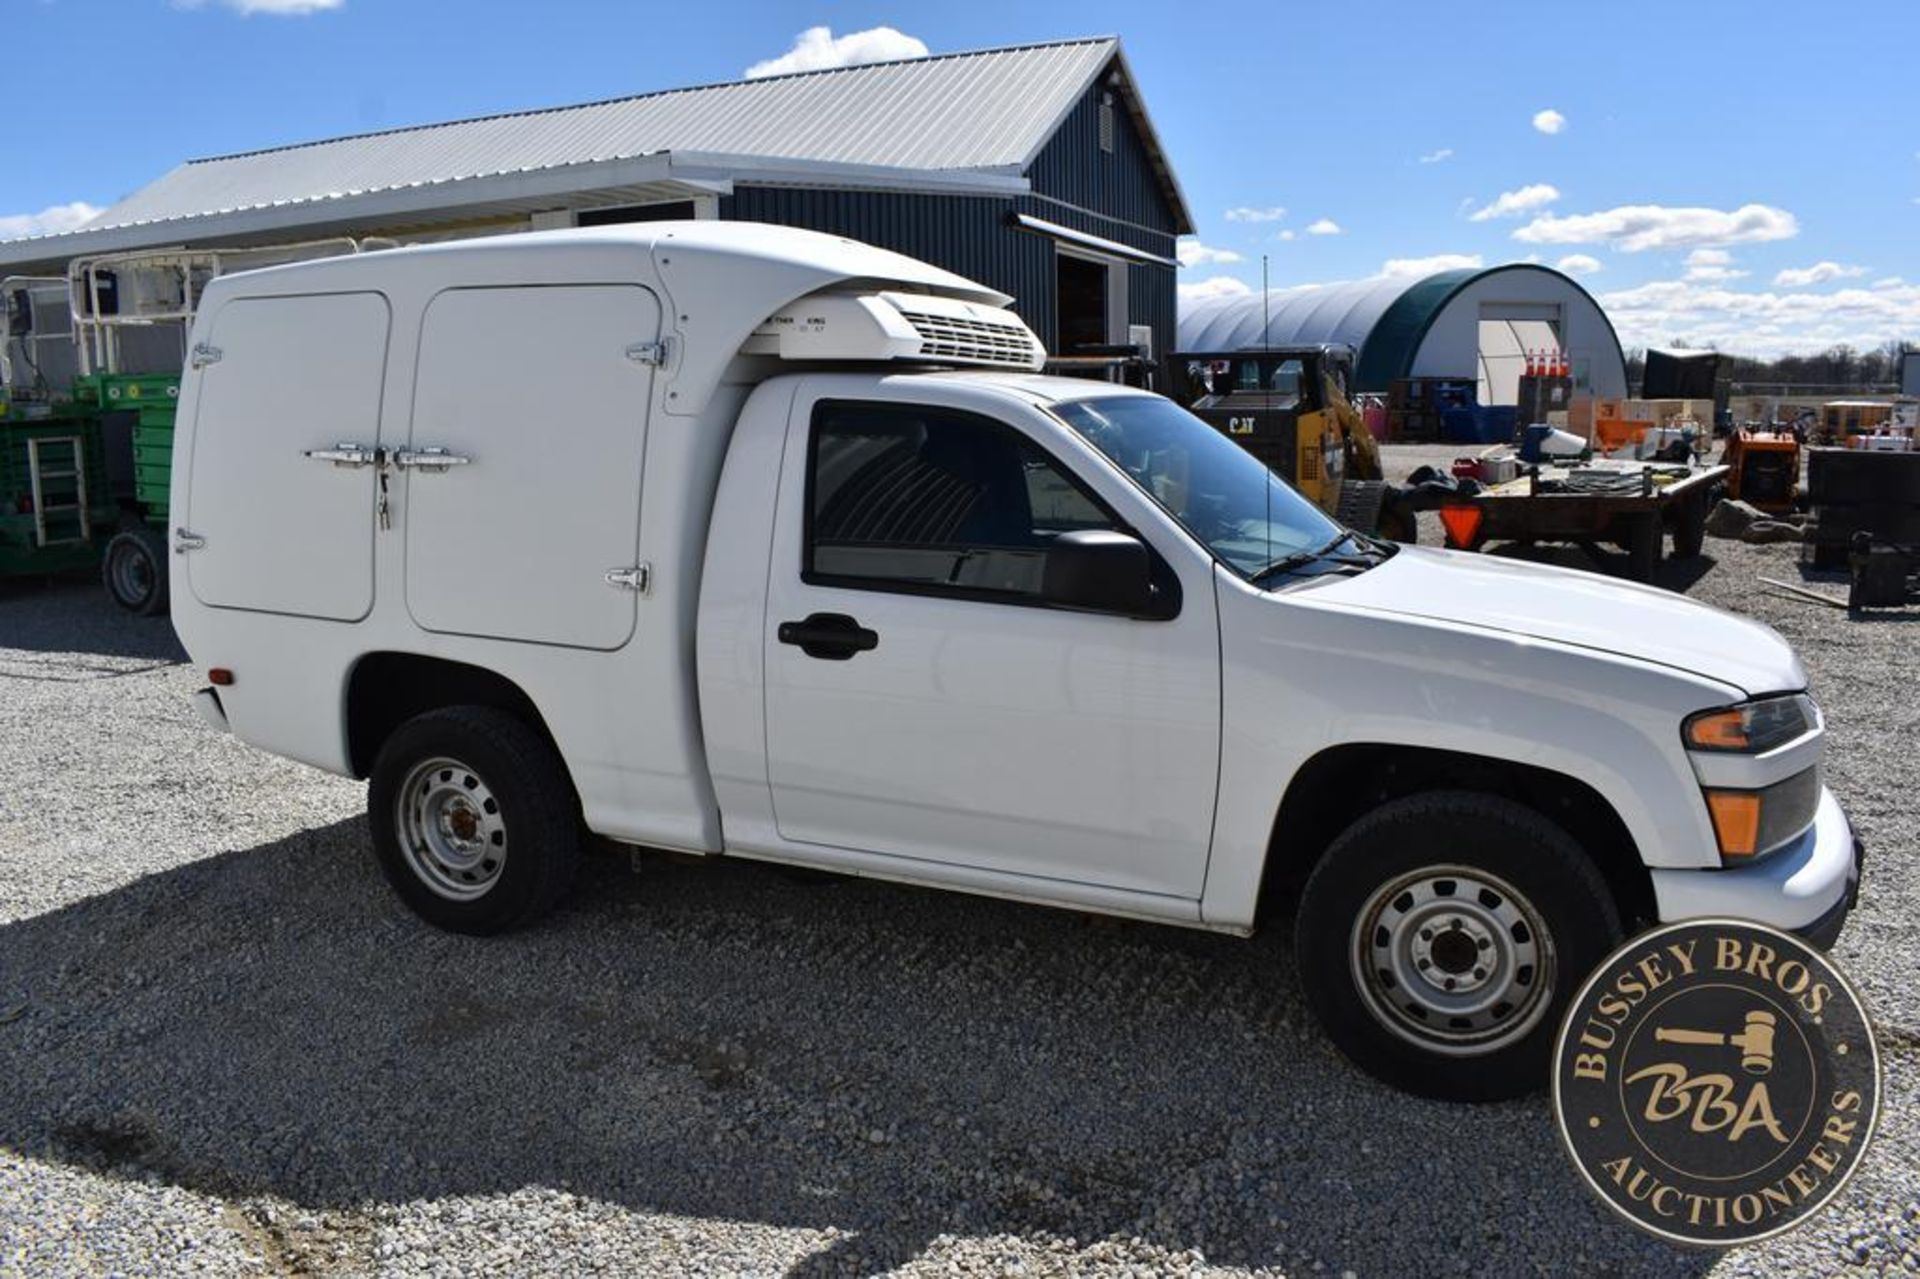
xmin=101 ymin=525 xmax=169 ymax=616
xmin=1294 ymin=791 xmax=1621 ymax=1101
xmin=367 ymin=706 xmax=581 ymax=934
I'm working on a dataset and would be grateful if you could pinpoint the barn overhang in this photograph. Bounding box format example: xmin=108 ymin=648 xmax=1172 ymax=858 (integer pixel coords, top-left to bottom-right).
xmin=0 ymin=150 xmax=1033 ymax=274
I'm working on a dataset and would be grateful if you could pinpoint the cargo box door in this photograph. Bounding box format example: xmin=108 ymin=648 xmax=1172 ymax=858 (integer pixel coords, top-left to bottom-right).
xmin=183 ymin=292 xmax=391 ymax=621
xmin=404 ymin=284 xmax=659 ymax=650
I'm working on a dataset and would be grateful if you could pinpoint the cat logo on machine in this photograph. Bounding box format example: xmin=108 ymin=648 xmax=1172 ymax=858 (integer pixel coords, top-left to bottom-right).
xmin=1552 ymin=919 xmax=1879 ymax=1246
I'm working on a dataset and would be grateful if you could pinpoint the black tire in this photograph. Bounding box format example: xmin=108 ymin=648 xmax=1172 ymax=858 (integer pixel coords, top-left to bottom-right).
xmin=367 ymin=706 xmax=581 ymax=934
xmin=1294 ymin=790 xmax=1622 ymax=1102
xmin=1335 ymin=480 xmax=1388 ymax=534
xmin=1375 ymin=491 xmax=1418 ymax=544
xmin=101 ymin=525 xmax=169 ymax=616
xmin=1626 ymin=513 xmax=1661 ymax=581
xmin=1670 ymin=492 xmax=1707 ymax=560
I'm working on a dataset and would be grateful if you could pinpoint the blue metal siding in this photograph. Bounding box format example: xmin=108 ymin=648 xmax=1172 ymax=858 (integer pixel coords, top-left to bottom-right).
xmin=1027 ymin=83 xmax=1179 ymax=239
xmin=720 ymin=188 xmax=1059 ymax=348
xmin=720 ymin=73 xmax=1183 ymax=367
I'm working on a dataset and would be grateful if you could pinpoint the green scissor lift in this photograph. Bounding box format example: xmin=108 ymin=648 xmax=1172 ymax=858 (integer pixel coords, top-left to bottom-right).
xmin=4 ymin=239 xmax=375 ymax=614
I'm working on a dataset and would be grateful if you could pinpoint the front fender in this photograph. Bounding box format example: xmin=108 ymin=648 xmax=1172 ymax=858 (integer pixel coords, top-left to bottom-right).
xmin=1201 ymin=567 xmax=1740 ymax=930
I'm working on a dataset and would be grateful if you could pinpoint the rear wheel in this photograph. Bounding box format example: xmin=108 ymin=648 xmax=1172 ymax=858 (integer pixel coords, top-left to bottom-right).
xmin=101 ymin=525 xmax=169 ymax=616
xmin=1670 ymin=491 xmax=1708 ymax=560
xmin=367 ymin=706 xmax=580 ymax=934
xmin=1294 ymin=790 xmax=1621 ymax=1101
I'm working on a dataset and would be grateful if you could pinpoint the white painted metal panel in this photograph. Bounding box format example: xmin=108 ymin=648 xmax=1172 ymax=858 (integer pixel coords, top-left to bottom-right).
xmin=405 ymin=284 xmax=659 ymax=650
xmin=184 ymin=291 xmax=389 ymax=621
xmin=759 ymin=383 xmax=1222 ymax=898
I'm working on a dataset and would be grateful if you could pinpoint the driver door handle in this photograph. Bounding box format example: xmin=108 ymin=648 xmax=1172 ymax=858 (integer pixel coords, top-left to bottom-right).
xmin=777 ymin=612 xmax=879 ymax=661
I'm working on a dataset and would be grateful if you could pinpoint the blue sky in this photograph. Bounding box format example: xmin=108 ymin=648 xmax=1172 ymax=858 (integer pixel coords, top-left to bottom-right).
xmin=7 ymin=0 xmax=1917 ymax=357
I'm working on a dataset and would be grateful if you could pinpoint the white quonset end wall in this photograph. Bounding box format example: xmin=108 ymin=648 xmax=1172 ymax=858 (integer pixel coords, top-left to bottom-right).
xmin=1177 ymin=263 xmax=1628 ymax=407
xmin=1405 ymin=268 xmax=1629 ymax=406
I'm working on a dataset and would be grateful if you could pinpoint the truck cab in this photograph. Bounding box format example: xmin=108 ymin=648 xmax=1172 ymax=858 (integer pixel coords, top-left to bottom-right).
xmin=171 ymin=223 xmax=1861 ymax=1101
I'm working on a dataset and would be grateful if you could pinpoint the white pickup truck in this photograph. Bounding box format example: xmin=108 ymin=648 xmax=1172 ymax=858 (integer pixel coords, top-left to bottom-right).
xmin=170 ymin=223 xmax=1861 ymax=1100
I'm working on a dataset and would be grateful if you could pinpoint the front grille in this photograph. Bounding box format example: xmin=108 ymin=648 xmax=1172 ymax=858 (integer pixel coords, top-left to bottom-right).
xmin=1757 ymin=766 xmax=1821 ymax=855
xmin=894 ymin=306 xmax=1043 ymax=368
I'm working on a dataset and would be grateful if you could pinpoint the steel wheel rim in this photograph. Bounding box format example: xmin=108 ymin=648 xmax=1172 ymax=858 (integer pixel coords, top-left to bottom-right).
xmin=395 ymin=755 xmax=508 ymax=901
xmin=1350 ymin=864 xmax=1556 ymax=1056
xmin=110 ymin=542 xmax=153 ymax=606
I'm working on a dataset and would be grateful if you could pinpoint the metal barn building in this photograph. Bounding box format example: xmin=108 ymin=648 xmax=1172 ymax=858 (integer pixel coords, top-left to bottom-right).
xmin=1178 ymin=264 xmax=1628 ymax=406
xmin=0 ymin=37 xmax=1191 ymax=370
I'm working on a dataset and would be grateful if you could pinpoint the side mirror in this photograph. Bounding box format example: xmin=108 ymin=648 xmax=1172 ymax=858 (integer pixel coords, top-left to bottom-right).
xmin=1042 ymin=529 xmax=1157 ymax=615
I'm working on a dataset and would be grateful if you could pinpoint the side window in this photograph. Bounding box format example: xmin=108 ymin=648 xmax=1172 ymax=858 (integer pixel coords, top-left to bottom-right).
xmin=807 ymin=401 xmax=1120 ymax=601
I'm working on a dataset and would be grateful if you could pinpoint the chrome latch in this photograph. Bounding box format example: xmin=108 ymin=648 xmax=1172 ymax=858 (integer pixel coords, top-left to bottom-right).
xmin=625 ymin=339 xmax=671 ymax=367
xmin=189 ymin=343 xmax=222 ymax=369
xmin=303 ymin=442 xmax=379 ymax=468
xmin=391 ymin=446 xmax=472 ymax=472
xmin=604 ymin=564 xmax=651 ymax=594
xmin=173 ymin=527 xmax=206 ymax=554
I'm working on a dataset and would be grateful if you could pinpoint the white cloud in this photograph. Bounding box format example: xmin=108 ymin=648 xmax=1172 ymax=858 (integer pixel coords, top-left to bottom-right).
xmin=1532 ymin=109 xmax=1566 ymax=135
xmin=1772 ymin=261 xmax=1870 ymax=288
xmin=1512 ymin=203 xmax=1799 ymax=252
xmin=175 ymin=0 xmax=344 ymax=12
xmin=1305 ymin=218 xmax=1343 ymax=236
xmin=1599 ymin=277 xmax=1920 ymax=358
xmin=1224 ymin=206 xmax=1286 ymax=224
xmin=1176 ymin=239 xmax=1243 ymax=268
xmin=1555 ymin=254 xmax=1602 ymax=276
xmin=1274 ymin=229 xmax=1297 ymax=242
xmin=0 ymin=201 xmax=102 ymax=240
xmin=1874 ymin=276 xmax=1905 ymax=290
xmin=1382 ymin=252 xmax=1483 ymax=277
xmin=1467 ymin=183 xmax=1561 ymax=222
xmin=744 ymin=25 xmax=927 ymax=78
xmin=1682 ymin=248 xmax=1748 ymax=281
xmin=1177 ymin=276 xmax=1253 ymax=304
xmin=1418 ymin=148 xmax=1454 ymax=164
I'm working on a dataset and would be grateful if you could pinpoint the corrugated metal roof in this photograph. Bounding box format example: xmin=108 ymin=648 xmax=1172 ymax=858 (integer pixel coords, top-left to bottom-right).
xmin=75 ymin=38 xmax=1121 ymax=237
xmin=1178 ymin=274 xmax=1422 ymax=356
xmin=1179 ymin=264 xmax=1627 ymax=393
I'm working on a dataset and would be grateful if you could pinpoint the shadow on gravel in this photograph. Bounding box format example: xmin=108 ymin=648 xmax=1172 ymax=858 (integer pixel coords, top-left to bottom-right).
xmin=1478 ymin=541 xmax=1720 ymax=594
xmin=0 ymin=820 xmax=1713 ymax=1277
xmin=0 ymin=578 xmax=185 ymax=664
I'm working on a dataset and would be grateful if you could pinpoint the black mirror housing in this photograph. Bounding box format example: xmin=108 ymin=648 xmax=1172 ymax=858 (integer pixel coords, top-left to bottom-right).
xmin=1042 ymin=529 xmax=1158 ymax=615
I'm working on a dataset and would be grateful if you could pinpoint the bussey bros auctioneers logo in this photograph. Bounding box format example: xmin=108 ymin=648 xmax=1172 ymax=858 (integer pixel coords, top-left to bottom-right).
xmin=1552 ymin=919 xmax=1879 ymax=1246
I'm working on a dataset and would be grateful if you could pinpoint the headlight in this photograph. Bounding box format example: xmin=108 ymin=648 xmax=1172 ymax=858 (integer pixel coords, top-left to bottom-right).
xmin=1683 ymin=694 xmax=1816 ymax=754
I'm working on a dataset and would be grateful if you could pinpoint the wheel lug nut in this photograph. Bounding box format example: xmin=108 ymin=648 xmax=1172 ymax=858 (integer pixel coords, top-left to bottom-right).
xmin=1417 ymin=958 xmax=1431 ymax=970
xmin=1477 ymin=937 xmax=1492 ymax=950
xmin=1419 ymin=929 xmax=1432 ymax=941
xmin=1443 ymin=978 xmax=1457 ymax=991
xmin=1473 ymin=968 xmax=1486 ymax=980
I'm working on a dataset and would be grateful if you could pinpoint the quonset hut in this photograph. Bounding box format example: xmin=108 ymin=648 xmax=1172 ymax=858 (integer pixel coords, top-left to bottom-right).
xmin=1178 ymin=263 xmax=1628 ymax=407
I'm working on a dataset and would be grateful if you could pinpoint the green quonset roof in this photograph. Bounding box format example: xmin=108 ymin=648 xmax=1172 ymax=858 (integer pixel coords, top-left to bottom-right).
xmin=1351 ymin=268 xmax=1478 ymax=390
xmin=1178 ymin=262 xmax=1629 ymax=394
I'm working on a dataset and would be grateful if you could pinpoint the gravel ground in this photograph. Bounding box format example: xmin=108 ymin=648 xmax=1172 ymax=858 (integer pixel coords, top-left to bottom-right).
xmin=0 ymin=447 xmax=1914 ymax=1275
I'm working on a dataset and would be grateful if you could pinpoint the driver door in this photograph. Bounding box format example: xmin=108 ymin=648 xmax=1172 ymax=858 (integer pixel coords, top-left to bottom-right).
xmin=761 ymin=391 xmax=1222 ymax=899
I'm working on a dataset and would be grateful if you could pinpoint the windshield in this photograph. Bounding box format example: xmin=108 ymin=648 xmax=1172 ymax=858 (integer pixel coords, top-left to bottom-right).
xmin=1051 ymin=395 xmax=1345 ymax=578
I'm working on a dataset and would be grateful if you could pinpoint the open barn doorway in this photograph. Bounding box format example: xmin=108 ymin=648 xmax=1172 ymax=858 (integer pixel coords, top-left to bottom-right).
xmin=1477 ymin=302 xmax=1562 ymax=406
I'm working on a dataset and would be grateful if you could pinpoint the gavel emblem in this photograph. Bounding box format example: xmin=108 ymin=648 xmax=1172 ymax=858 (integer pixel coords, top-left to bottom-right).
xmin=1653 ymin=1009 xmax=1778 ymax=1075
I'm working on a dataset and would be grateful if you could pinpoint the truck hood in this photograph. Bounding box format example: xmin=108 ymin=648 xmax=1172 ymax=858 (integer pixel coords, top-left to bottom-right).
xmin=1303 ymin=546 xmax=1805 ymax=697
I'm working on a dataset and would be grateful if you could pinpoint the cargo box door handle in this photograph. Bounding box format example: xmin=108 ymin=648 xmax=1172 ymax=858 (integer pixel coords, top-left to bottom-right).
xmin=392 ymin=446 xmax=472 ymax=472
xmin=303 ymin=442 xmax=379 ymax=468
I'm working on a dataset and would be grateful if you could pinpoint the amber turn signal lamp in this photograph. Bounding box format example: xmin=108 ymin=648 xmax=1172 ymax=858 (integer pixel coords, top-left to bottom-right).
xmin=209 ymin=668 xmax=235 ymax=686
xmin=1705 ymin=790 xmax=1762 ymax=858
xmin=1686 ymin=709 xmax=1750 ymax=751
xmin=1438 ymin=505 xmax=1484 ymax=549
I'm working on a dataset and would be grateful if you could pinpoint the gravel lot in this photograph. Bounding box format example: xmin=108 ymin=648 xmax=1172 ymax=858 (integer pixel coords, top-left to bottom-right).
xmin=0 ymin=444 xmax=1914 ymax=1276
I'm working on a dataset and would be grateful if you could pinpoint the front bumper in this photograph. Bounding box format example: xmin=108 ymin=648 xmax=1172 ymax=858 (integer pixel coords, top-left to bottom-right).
xmin=1649 ymin=786 xmax=1862 ymax=949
